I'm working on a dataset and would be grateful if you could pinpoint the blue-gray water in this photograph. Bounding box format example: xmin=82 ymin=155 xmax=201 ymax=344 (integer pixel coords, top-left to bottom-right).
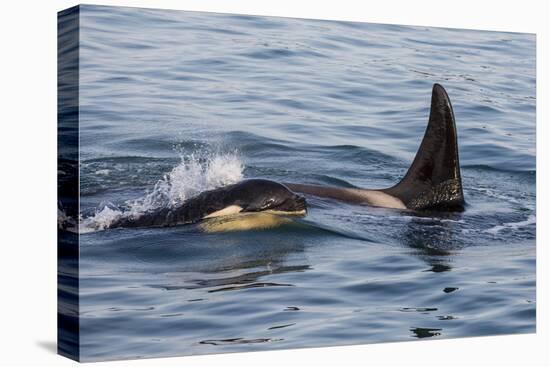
xmin=75 ymin=5 xmax=535 ymax=362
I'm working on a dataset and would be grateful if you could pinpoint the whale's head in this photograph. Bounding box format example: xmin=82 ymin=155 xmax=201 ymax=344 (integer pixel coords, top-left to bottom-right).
xmin=228 ymin=179 xmax=307 ymax=216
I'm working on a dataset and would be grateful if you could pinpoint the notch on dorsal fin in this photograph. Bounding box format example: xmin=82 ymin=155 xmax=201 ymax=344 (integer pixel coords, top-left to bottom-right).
xmin=382 ymin=83 xmax=465 ymax=211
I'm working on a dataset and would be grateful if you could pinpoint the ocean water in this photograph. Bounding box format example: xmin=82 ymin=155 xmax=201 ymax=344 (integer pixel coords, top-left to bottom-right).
xmin=73 ymin=5 xmax=535 ymax=361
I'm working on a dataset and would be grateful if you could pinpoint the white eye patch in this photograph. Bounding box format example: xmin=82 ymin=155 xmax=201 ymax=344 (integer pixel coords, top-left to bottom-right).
xmin=203 ymin=205 xmax=243 ymax=219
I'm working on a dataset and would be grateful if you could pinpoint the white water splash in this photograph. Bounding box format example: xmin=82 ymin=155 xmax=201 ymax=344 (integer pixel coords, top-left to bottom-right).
xmin=485 ymin=215 xmax=536 ymax=235
xmin=80 ymin=151 xmax=244 ymax=232
xmin=58 ymin=205 xmax=79 ymax=233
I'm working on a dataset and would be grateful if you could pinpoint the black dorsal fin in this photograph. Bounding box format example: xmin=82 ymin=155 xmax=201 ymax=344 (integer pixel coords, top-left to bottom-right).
xmin=382 ymin=83 xmax=465 ymax=211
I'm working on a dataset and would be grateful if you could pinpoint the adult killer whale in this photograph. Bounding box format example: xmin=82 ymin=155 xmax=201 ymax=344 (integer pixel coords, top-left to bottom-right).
xmin=284 ymin=83 xmax=465 ymax=211
xmin=108 ymin=179 xmax=307 ymax=229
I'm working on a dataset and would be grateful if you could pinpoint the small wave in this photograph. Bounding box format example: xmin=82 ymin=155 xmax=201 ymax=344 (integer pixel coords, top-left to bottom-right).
xmin=199 ymin=337 xmax=280 ymax=346
xmin=80 ymin=151 xmax=244 ymax=232
xmin=296 ymin=219 xmax=376 ymax=243
xmin=463 ymin=164 xmax=536 ymax=175
xmin=94 ymin=169 xmax=111 ymax=176
xmin=485 ymin=215 xmax=536 ymax=235
xmin=470 ymin=186 xmax=534 ymax=210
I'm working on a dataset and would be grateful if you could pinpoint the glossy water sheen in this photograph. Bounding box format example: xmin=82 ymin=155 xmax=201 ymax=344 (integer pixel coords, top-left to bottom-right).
xmin=75 ymin=5 xmax=535 ymax=361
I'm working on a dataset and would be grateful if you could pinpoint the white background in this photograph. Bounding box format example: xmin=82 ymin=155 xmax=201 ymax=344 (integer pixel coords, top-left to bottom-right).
xmin=0 ymin=0 xmax=546 ymax=366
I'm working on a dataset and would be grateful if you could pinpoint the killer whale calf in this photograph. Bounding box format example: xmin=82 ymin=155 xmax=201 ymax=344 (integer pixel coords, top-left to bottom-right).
xmin=108 ymin=179 xmax=307 ymax=229
xmin=284 ymin=83 xmax=465 ymax=211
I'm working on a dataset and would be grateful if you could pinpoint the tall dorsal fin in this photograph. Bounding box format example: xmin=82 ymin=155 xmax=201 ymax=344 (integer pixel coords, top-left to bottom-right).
xmin=382 ymin=83 xmax=465 ymax=211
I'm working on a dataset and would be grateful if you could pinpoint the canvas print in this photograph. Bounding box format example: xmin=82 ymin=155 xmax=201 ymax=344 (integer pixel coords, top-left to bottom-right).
xmin=57 ymin=5 xmax=536 ymax=362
